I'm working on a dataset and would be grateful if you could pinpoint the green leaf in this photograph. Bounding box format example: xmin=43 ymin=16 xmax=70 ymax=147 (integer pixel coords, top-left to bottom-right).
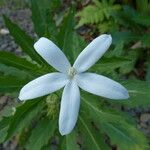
xmin=100 ymin=122 xmax=149 ymax=150
xmin=57 ymin=8 xmax=75 ymax=63
xmin=81 ymin=93 xmax=149 ymax=150
xmin=0 ymin=51 xmax=42 ymax=76
xmin=146 ymin=58 xmax=150 ymax=81
xmin=112 ymin=6 xmax=140 ymax=30
xmin=141 ymin=34 xmax=150 ymax=47
xmin=60 ymin=130 xmax=79 ymax=150
xmin=76 ymin=0 xmax=121 ymax=28
xmin=3 ymin=15 xmax=43 ymax=64
xmin=30 ymin=0 xmax=59 ymax=39
xmin=0 ymin=126 xmax=8 ymax=143
xmin=136 ymin=0 xmax=149 ymax=15
xmin=110 ymin=41 xmax=124 ymax=57
xmin=81 ymin=95 xmax=123 ymax=123
xmin=26 ymin=118 xmax=57 ymax=150
xmin=0 ymin=117 xmax=11 ymax=143
xmin=0 ymin=106 xmax=16 ymax=117
xmin=119 ymin=49 xmax=139 ymax=74
xmin=72 ymin=33 xmax=87 ymax=61
xmin=79 ymin=116 xmax=110 ymax=150
xmin=90 ymin=57 xmax=131 ymax=73
xmin=0 ymin=76 xmax=28 ymax=93
xmin=113 ymin=80 xmax=150 ymax=107
xmin=6 ymin=99 xmax=44 ymax=140
xmin=112 ymin=31 xmax=140 ymax=45
xmin=133 ymin=14 xmax=150 ymax=27
xmin=0 ymin=64 xmax=30 ymax=79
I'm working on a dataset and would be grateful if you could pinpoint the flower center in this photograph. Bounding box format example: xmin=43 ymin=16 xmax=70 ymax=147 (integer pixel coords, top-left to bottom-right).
xmin=68 ymin=67 xmax=77 ymax=79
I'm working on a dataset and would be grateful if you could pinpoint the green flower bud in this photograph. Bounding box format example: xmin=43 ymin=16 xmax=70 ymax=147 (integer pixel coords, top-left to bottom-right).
xmin=46 ymin=94 xmax=59 ymax=119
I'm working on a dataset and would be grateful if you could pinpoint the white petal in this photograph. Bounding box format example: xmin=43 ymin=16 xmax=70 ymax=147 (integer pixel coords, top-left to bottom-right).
xmin=34 ymin=37 xmax=71 ymax=73
xmin=76 ymin=73 xmax=129 ymax=99
xmin=73 ymin=34 xmax=112 ymax=73
xmin=59 ymin=80 xmax=80 ymax=135
xmin=19 ymin=73 xmax=68 ymax=100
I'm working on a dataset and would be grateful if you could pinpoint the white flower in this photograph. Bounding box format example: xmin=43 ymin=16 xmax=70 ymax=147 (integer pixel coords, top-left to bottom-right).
xmin=19 ymin=34 xmax=129 ymax=135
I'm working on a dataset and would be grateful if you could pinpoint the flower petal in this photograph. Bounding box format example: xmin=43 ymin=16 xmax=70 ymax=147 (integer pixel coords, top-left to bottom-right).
xmin=76 ymin=73 xmax=129 ymax=99
xmin=19 ymin=73 xmax=68 ymax=100
xmin=59 ymin=80 xmax=80 ymax=135
xmin=34 ymin=37 xmax=71 ymax=73
xmin=73 ymin=34 xmax=112 ymax=73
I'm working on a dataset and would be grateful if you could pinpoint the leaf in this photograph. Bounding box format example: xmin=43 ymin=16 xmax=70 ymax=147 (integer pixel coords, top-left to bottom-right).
xmin=119 ymin=49 xmax=139 ymax=74
xmin=79 ymin=116 xmax=110 ymax=150
xmin=6 ymin=99 xmax=44 ymax=140
xmin=146 ymin=58 xmax=150 ymax=81
xmin=90 ymin=57 xmax=132 ymax=73
xmin=0 ymin=106 xmax=16 ymax=117
xmin=100 ymin=122 xmax=149 ymax=150
xmin=0 ymin=76 xmax=28 ymax=93
xmin=112 ymin=31 xmax=140 ymax=45
xmin=0 ymin=117 xmax=11 ymax=143
xmin=0 ymin=51 xmax=42 ymax=76
xmin=98 ymin=19 xmax=118 ymax=33
xmin=76 ymin=0 xmax=121 ymax=28
xmin=135 ymin=0 xmax=149 ymax=15
xmin=81 ymin=95 xmax=123 ymax=123
xmin=57 ymin=8 xmax=75 ymax=63
xmin=30 ymin=0 xmax=59 ymax=39
xmin=0 ymin=64 xmax=30 ymax=79
xmin=3 ymin=15 xmax=43 ymax=64
xmin=81 ymin=92 xmax=135 ymax=125
xmin=72 ymin=33 xmax=87 ymax=60
xmin=81 ymin=93 xmax=149 ymax=150
xmin=133 ymin=14 xmax=150 ymax=27
xmin=76 ymin=5 xmax=101 ymax=27
xmin=110 ymin=41 xmax=124 ymax=57
xmin=141 ymin=34 xmax=150 ymax=47
xmin=112 ymin=80 xmax=150 ymax=107
xmin=112 ymin=6 xmax=140 ymax=30
xmin=26 ymin=118 xmax=57 ymax=150
xmin=60 ymin=130 xmax=79 ymax=150
xmin=0 ymin=126 xmax=8 ymax=143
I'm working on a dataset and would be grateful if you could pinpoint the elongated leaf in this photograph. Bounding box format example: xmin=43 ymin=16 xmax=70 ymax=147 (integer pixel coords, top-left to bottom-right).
xmin=57 ymin=8 xmax=75 ymax=63
xmin=3 ymin=15 xmax=43 ymax=64
xmin=135 ymin=0 xmax=149 ymax=15
xmin=0 ymin=117 xmax=11 ymax=143
xmin=133 ymin=14 xmax=150 ymax=27
xmin=146 ymin=58 xmax=150 ymax=81
xmin=26 ymin=118 xmax=57 ymax=150
xmin=79 ymin=116 xmax=110 ymax=150
xmin=0 ymin=64 xmax=31 ymax=79
xmin=6 ymin=99 xmax=44 ymax=140
xmin=113 ymin=80 xmax=150 ymax=107
xmin=0 ymin=126 xmax=8 ymax=143
xmin=0 ymin=51 xmax=42 ymax=76
xmin=0 ymin=76 xmax=28 ymax=93
xmin=81 ymin=95 xmax=122 ymax=123
xmin=141 ymin=34 xmax=150 ymax=47
xmin=90 ymin=57 xmax=131 ymax=73
xmin=72 ymin=33 xmax=86 ymax=60
xmin=100 ymin=122 xmax=149 ymax=150
xmin=30 ymin=0 xmax=59 ymax=39
xmin=112 ymin=31 xmax=140 ymax=45
xmin=81 ymin=93 xmax=149 ymax=150
xmin=60 ymin=130 xmax=79 ymax=150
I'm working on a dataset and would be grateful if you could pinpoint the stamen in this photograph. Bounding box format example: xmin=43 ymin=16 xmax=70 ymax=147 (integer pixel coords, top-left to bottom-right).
xmin=68 ymin=67 xmax=77 ymax=79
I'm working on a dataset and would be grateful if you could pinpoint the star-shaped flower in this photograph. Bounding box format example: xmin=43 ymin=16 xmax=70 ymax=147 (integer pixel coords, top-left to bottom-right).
xmin=19 ymin=34 xmax=129 ymax=135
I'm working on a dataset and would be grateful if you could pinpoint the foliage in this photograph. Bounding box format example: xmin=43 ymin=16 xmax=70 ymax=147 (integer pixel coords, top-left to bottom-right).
xmin=0 ymin=0 xmax=150 ymax=149
xmin=76 ymin=0 xmax=121 ymax=33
